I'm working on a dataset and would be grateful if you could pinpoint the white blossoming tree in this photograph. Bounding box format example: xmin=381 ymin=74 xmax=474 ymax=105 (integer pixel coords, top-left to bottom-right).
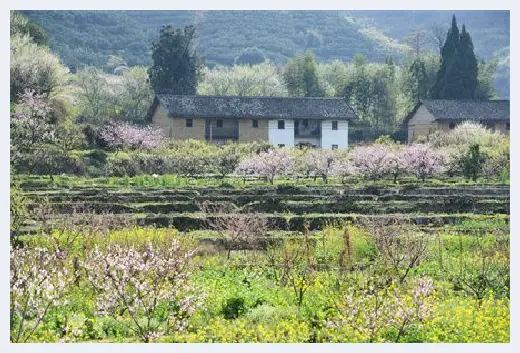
xmin=81 ymin=239 xmax=200 ymax=342
xmin=10 ymin=246 xmax=71 ymax=343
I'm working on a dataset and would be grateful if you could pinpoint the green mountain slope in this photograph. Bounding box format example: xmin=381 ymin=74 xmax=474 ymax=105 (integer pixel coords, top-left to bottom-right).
xmin=22 ymin=10 xmax=509 ymax=98
xmin=23 ymin=10 xmax=407 ymax=69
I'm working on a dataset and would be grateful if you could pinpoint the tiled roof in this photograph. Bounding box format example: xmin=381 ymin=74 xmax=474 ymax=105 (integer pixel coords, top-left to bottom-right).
xmin=152 ymin=95 xmax=357 ymax=120
xmin=422 ymin=99 xmax=510 ymax=121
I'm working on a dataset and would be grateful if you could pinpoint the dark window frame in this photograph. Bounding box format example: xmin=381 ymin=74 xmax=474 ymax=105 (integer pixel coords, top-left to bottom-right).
xmin=449 ymin=122 xmax=456 ymax=130
xmin=216 ymin=119 xmax=223 ymax=128
xmin=332 ymin=144 xmax=338 ymax=150
xmin=252 ymin=119 xmax=259 ymax=128
xmin=278 ymin=120 xmax=285 ymax=129
xmin=186 ymin=119 xmax=193 ymax=128
xmin=506 ymin=123 xmax=510 ymax=131
xmin=332 ymin=121 xmax=338 ymax=130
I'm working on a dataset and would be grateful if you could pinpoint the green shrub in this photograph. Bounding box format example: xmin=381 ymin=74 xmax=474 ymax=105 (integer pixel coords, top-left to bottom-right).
xmin=221 ymin=297 xmax=248 ymax=320
xmin=457 ymin=144 xmax=487 ymax=181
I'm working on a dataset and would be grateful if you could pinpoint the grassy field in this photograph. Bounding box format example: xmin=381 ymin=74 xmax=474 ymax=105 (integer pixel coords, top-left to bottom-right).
xmin=10 ymin=176 xmax=510 ymax=343
xmin=13 ymin=224 xmax=509 ymax=343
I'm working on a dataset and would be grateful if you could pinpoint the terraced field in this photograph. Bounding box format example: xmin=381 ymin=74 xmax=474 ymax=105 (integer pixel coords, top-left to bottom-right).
xmin=19 ymin=182 xmax=510 ymax=234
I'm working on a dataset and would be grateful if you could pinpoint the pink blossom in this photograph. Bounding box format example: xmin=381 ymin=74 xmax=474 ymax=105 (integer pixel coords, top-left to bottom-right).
xmin=349 ymin=145 xmax=394 ymax=180
xmin=401 ymin=144 xmax=448 ymax=181
xmin=99 ymin=121 xmax=165 ymax=150
xmin=235 ymin=148 xmax=294 ymax=184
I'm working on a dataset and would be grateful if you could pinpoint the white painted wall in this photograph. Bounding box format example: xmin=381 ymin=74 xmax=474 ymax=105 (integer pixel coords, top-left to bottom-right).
xmin=321 ymin=120 xmax=348 ymax=149
xmin=268 ymin=119 xmax=295 ymax=147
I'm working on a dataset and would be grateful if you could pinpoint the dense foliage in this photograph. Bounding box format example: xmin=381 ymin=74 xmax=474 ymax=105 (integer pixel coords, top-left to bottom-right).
xmin=74 ymin=66 xmax=153 ymax=121
xmin=148 ymin=25 xmax=203 ymax=95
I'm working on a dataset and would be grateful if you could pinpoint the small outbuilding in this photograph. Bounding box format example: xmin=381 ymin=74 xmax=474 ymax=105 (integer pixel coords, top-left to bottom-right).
xmin=403 ymin=99 xmax=510 ymax=142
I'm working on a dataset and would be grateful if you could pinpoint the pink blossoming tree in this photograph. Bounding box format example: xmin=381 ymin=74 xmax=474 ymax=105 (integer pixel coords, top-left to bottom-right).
xmin=10 ymin=90 xmax=56 ymax=155
xmin=302 ymin=149 xmax=338 ymax=183
xmin=349 ymin=145 xmax=394 ymax=181
xmin=235 ymin=148 xmax=294 ymax=184
xmin=331 ymin=160 xmax=358 ymax=184
xmin=99 ymin=121 xmax=165 ymax=150
xmin=401 ymin=144 xmax=448 ymax=181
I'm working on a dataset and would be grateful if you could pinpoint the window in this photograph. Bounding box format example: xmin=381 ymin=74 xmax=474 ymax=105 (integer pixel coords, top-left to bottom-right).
xmin=302 ymin=119 xmax=308 ymax=128
xmin=332 ymin=144 xmax=338 ymax=150
xmin=252 ymin=119 xmax=259 ymax=128
xmin=186 ymin=119 xmax=193 ymax=128
xmin=332 ymin=121 xmax=338 ymax=130
xmin=216 ymin=119 xmax=223 ymax=128
xmin=449 ymin=122 xmax=456 ymax=130
xmin=278 ymin=120 xmax=285 ymax=129
xmin=278 ymin=144 xmax=285 ymax=148
xmin=506 ymin=123 xmax=510 ymax=131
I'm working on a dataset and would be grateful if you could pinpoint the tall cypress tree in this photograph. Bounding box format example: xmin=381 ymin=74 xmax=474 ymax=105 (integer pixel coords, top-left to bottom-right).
xmin=459 ymin=25 xmax=479 ymax=98
xmin=431 ymin=15 xmax=459 ymax=98
xmin=431 ymin=16 xmax=479 ymax=99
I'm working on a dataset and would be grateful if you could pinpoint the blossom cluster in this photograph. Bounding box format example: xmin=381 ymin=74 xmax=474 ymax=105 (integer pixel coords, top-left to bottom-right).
xmin=236 ymin=148 xmax=294 ymax=184
xmin=235 ymin=143 xmax=449 ymax=184
xmin=10 ymin=246 xmax=71 ymax=343
xmin=81 ymin=239 xmax=199 ymax=342
xmin=329 ymin=277 xmax=435 ymax=342
xmin=99 ymin=121 xmax=165 ymax=150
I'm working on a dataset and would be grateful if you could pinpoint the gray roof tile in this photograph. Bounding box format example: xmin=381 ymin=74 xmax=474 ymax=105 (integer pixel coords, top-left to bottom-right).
xmin=422 ymin=99 xmax=510 ymax=121
xmin=155 ymin=95 xmax=357 ymax=120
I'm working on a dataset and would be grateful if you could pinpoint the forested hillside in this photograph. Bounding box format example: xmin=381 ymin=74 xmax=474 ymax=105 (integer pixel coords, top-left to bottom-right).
xmin=21 ymin=10 xmax=509 ymax=98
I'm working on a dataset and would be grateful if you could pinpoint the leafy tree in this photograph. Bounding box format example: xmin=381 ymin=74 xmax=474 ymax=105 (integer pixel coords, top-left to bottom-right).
xmin=475 ymin=59 xmax=498 ymax=99
xmin=148 ymin=25 xmax=203 ymax=94
xmin=343 ymin=55 xmax=398 ymax=136
xmin=317 ymin=59 xmax=350 ymax=97
xmin=10 ymin=34 xmax=69 ymax=103
xmin=120 ymin=67 xmax=154 ymax=121
xmin=458 ymin=143 xmax=487 ymax=181
xmin=408 ymin=58 xmax=428 ymax=101
xmin=283 ymin=50 xmax=325 ymax=97
xmin=74 ymin=67 xmax=121 ymax=119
